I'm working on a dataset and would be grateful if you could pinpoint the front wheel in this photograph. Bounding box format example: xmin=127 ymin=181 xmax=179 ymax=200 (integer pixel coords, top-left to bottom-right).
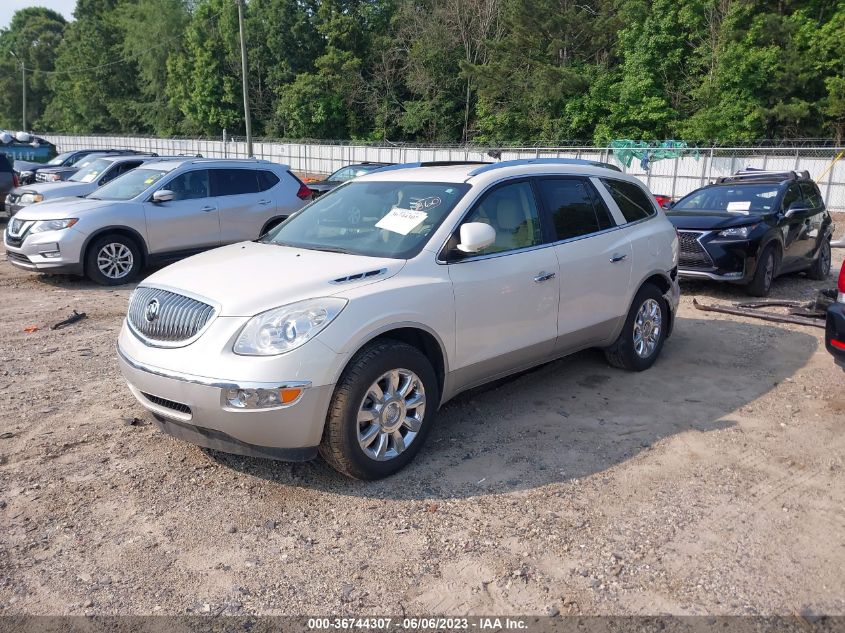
xmin=319 ymin=340 xmax=439 ymax=479
xmin=807 ymin=238 xmax=831 ymax=281
xmin=745 ymin=244 xmax=779 ymax=297
xmin=604 ymin=283 xmax=668 ymax=371
xmin=84 ymin=234 xmax=142 ymax=285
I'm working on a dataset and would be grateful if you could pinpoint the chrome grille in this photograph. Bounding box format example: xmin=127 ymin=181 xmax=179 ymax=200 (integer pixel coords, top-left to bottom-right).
xmin=678 ymin=231 xmax=714 ymax=269
xmin=127 ymin=286 xmax=216 ymax=345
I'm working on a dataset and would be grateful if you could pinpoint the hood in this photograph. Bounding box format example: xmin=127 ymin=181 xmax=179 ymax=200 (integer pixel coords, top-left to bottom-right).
xmin=14 ymin=160 xmax=42 ymax=172
xmin=13 ymin=196 xmax=117 ymax=220
xmin=141 ymin=241 xmax=406 ymax=317
xmin=19 ymin=180 xmax=93 ymax=200
xmin=666 ymin=210 xmax=774 ymax=230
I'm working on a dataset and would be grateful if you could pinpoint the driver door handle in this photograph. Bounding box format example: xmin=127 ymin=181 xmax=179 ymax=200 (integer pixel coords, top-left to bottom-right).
xmin=534 ymin=271 xmax=556 ymax=283
xmin=610 ymin=253 xmax=627 ymax=263
xmin=258 ymin=199 xmax=272 ymax=205
xmin=201 ymin=205 xmax=215 ymax=212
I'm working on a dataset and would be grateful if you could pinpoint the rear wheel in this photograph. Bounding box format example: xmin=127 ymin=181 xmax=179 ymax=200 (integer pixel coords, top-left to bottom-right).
xmin=604 ymin=283 xmax=668 ymax=372
xmin=84 ymin=234 xmax=142 ymax=285
xmin=807 ymin=238 xmax=831 ymax=281
xmin=746 ymin=244 xmax=779 ymax=297
xmin=319 ymin=340 xmax=438 ymax=479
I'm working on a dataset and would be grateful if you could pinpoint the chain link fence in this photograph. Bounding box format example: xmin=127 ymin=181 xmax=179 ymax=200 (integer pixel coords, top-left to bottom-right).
xmin=41 ymin=134 xmax=845 ymax=212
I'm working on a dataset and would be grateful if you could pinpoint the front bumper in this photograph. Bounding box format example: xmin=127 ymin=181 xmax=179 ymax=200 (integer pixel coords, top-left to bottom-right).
xmin=677 ymin=231 xmax=755 ymax=283
xmin=116 ymin=342 xmax=336 ymax=460
xmin=3 ymin=226 xmax=85 ymax=274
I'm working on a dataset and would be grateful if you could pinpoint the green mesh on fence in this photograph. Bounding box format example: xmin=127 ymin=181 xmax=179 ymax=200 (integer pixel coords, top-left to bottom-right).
xmin=610 ymin=140 xmax=700 ymax=170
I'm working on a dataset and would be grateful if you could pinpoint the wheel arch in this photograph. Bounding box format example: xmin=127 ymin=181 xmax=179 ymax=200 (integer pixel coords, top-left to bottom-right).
xmin=260 ymin=215 xmax=289 ymax=236
xmin=632 ymin=270 xmax=676 ymax=338
xmin=337 ymin=323 xmax=448 ymax=408
xmin=80 ymin=226 xmax=148 ymax=275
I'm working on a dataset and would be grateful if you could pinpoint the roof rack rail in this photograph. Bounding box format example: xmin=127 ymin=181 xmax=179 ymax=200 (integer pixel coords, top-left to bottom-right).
xmin=372 ymin=160 xmax=491 ymax=173
xmin=716 ymin=168 xmax=811 ymax=184
xmin=467 ymin=158 xmax=621 ymax=177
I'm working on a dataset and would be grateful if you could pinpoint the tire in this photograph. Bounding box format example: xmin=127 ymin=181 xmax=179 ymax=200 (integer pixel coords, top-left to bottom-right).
xmin=319 ymin=339 xmax=439 ymax=480
xmin=84 ymin=233 xmax=142 ymax=285
xmin=807 ymin=238 xmax=831 ymax=281
xmin=604 ymin=283 xmax=668 ymax=372
xmin=745 ymin=243 xmax=779 ymax=297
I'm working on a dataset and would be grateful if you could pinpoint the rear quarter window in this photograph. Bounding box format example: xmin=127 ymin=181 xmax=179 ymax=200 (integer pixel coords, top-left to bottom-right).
xmin=600 ymin=178 xmax=656 ymax=223
xmin=257 ymin=170 xmax=280 ymax=191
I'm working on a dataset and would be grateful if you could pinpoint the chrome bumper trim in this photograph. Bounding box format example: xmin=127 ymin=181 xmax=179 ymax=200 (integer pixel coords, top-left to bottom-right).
xmin=678 ymin=269 xmax=744 ymax=281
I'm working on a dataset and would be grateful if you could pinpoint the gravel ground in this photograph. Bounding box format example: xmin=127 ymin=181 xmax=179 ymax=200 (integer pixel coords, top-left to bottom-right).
xmin=1 ymin=226 xmax=844 ymax=618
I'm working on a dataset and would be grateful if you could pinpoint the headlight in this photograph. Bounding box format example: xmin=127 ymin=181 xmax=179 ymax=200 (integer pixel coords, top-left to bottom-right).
xmin=717 ymin=224 xmax=757 ymax=239
xmin=233 ymin=297 xmax=347 ymax=356
xmin=20 ymin=171 xmax=33 ymax=178
xmin=48 ymin=174 xmax=62 ymax=182
xmin=30 ymin=219 xmax=78 ymax=234
xmin=19 ymin=193 xmax=44 ymax=204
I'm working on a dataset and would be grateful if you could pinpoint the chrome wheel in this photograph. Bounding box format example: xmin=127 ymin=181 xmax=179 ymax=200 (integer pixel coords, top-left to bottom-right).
xmin=633 ymin=298 xmax=662 ymax=359
xmin=97 ymin=242 xmax=134 ymax=279
xmin=357 ymin=369 xmax=426 ymax=461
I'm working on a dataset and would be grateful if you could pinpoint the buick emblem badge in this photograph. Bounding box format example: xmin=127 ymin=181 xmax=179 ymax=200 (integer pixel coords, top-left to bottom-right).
xmin=145 ymin=298 xmax=160 ymax=323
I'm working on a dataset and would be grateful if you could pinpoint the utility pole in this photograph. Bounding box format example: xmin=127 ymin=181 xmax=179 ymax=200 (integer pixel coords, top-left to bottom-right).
xmin=10 ymin=51 xmax=26 ymax=131
xmin=235 ymin=0 xmax=253 ymax=158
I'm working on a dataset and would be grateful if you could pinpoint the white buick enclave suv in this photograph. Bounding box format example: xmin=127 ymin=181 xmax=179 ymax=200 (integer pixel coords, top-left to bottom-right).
xmin=117 ymin=159 xmax=680 ymax=479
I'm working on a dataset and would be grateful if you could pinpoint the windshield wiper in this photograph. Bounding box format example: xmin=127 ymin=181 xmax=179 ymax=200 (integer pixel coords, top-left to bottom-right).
xmin=305 ymin=245 xmax=353 ymax=254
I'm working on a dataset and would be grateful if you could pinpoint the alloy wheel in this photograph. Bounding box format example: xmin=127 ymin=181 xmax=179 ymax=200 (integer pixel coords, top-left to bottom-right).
xmin=357 ymin=369 xmax=426 ymax=461
xmin=633 ymin=298 xmax=662 ymax=359
xmin=97 ymin=242 xmax=134 ymax=279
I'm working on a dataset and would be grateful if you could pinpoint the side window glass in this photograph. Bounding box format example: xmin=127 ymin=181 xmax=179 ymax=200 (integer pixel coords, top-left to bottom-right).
xmin=331 ymin=167 xmax=354 ymax=182
xmin=257 ymin=170 xmax=280 ymax=192
xmin=460 ymin=181 xmax=543 ymax=255
xmin=212 ymin=169 xmax=260 ymax=196
xmin=799 ymin=182 xmax=823 ymax=209
xmin=165 ymin=170 xmax=210 ymax=201
xmin=538 ymin=178 xmax=613 ymax=241
xmin=781 ymin=184 xmax=803 ymax=212
xmin=600 ymin=178 xmax=656 ymax=223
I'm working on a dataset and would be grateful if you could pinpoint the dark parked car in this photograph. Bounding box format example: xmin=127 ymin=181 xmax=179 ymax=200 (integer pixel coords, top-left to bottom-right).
xmin=19 ymin=149 xmax=156 ymax=184
xmin=666 ymin=170 xmax=833 ymax=296
xmin=0 ymin=153 xmax=18 ymax=218
xmin=307 ymin=162 xmax=393 ymax=197
xmin=825 ymin=262 xmax=845 ymax=370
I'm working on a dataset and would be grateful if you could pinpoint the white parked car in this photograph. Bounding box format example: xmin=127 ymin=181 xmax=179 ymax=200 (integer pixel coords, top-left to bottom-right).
xmin=4 ymin=158 xmax=310 ymax=284
xmin=117 ymin=159 xmax=680 ymax=479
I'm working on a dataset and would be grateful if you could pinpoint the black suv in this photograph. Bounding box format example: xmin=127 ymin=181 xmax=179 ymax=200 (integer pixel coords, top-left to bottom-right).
xmin=0 ymin=153 xmax=18 ymax=218
xmin=666 ymin=170 xmax=833 ymax=296
xmin=17 ymin=149 xmax=156 ymax=185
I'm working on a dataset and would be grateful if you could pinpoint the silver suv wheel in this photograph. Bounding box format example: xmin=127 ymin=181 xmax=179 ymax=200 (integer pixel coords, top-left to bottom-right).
xmin=357 ymin=369 xmax=426 ymax=461
xmin=633 ymin=298 xmax=662 ymax=359
xmin=97 ymin=242 xmax=134 ymax=279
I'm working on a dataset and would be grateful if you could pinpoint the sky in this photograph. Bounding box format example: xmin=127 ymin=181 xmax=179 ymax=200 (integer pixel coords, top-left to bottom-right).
xmin=1 ymin=0 xmax=76 ymax=29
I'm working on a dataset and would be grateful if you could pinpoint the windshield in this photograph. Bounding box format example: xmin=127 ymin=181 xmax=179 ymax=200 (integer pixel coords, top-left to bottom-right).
xmin=262 ymin=181 xmax=471 ymax=259
xmin=47 ymin=152 xmax=74 ymax=166
xmin=70 ymin=158 xmax=112 ymax=183
xmin=673 ymin=184 xmax=781 ymax=214
xmin=90 ymin=168 xmax=168 ymax=201
xmin=330 ymin=164 xmax=387 ymax=183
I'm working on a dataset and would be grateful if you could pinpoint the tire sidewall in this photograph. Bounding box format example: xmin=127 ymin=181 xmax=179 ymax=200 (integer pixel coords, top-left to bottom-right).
xmin=619 ymin=284 xmax=668 ymax=371
xmin=85 ymin=234 xmax=141 ymax=286
xmin=749 ymin=244 xmax=778 ymax=296
xmin=332 ymin=343 xmax=439 ymax=479
xmin=817 ymin=239 xmax=831 ymax=278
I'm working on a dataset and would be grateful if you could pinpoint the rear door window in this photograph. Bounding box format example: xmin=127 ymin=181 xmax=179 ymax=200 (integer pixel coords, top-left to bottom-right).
xmin=537 ymin=178 xmax=614 ymax=241
xmin=600 ymin=178 xmax=656 ymax=223
xmin=212 ymin=169 xmax=260 ymax=196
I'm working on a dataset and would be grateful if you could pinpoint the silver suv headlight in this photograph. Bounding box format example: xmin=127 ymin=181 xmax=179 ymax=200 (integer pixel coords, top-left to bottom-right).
xmin=233 ymin=297 xmax=347 ymax=356
xmin=19 ymin=192 xmax=44 ymax=204
xmin=30 ymin=218 xmax=78 ymax=233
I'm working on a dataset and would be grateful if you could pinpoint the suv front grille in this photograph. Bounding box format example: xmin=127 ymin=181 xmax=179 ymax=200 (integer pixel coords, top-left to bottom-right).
xmin=7 ymin=252 xmax=31 ymax=265
xmin=127 ymin=286 xmax=216 ymax=346
xmin=678 ymin=231 xmax=714 ymax=269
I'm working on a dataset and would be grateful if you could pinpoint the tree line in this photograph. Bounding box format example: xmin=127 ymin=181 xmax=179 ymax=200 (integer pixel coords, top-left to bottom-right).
xmin=1 ymin=0 xmax=843 ymax=145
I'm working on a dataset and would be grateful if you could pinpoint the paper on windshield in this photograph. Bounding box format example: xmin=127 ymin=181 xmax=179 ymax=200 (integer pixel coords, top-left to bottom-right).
xmin=81 ymin=172 xmax=99 ymax=183
xmin=376 ymin=207 xmax=428 ymax=235
xmin=726 ymin=201 xmax=751 ymax=213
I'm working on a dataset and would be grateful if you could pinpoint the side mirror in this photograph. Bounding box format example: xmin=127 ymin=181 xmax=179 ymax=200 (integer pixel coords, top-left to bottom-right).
xmin=152 ymin=189 xmax=174 ymax=203
xmin=457 ymin=222 xmax=496 ymax=253
xmin=785 ymin=202 xmax=811 ymax=218
xmin=662 ymin=200 xmax=675 ymax=210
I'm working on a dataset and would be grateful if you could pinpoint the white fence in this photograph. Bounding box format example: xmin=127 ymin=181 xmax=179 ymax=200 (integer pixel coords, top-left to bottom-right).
xmin=42 ymin=134 xmax=845 ymax=212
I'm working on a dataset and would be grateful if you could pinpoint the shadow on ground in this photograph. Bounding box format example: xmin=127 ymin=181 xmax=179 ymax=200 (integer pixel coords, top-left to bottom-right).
xmin=207 ymin=316 xmax=817 ymax=499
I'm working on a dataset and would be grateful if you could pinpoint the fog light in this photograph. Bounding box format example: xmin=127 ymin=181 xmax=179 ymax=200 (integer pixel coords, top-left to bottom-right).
xmin=224 ymin=386 xmax=305 ymax=409
xmin=39 ymin=243 xmax=60 ymax=258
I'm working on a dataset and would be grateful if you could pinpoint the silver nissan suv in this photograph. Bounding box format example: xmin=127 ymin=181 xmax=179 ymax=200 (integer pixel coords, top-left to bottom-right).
xmin=3 ymin=158 xmax=311 ymax=284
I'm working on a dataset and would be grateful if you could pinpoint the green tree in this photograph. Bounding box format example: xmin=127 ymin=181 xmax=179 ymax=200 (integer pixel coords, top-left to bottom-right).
xmin=0 ymin=8 xmax=67 ymax=131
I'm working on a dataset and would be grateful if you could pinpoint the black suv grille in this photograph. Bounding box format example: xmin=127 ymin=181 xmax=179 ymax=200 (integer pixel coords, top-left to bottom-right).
xmin=141 ymin=392 xmax=192 ymax=416
xmin=678 ymin=231 xmax=713 ymax=269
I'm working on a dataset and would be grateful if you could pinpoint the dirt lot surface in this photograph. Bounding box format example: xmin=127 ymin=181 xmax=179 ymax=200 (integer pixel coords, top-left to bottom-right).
xmin=1 ymin=227 xmax=844 ymax=618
